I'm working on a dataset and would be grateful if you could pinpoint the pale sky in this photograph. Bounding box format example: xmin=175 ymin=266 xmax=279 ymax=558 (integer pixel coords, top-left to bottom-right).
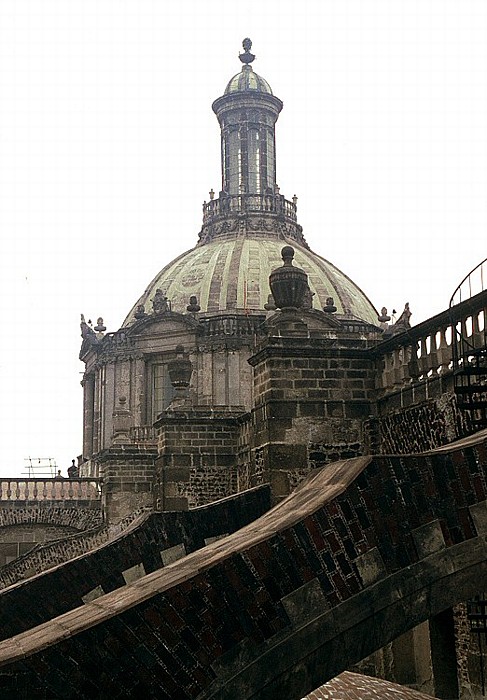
xmin=0 ymin=0 xmax=485 ymax=476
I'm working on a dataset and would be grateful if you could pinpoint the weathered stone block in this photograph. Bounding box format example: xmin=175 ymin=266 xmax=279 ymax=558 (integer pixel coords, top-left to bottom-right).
xmin=412 ymin=520 xmax=445 ymax=557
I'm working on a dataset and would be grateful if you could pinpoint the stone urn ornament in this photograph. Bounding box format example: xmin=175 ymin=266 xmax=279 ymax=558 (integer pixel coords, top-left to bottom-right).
xmin=269 ymin=246 xmax=309 ymax=310
xmin=167 ymin=346 xmax=193 ymax=408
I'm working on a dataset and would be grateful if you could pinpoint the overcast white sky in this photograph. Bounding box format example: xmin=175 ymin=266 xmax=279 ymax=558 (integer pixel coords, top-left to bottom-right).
xmin=0 ymin=1 xmax=486 ymax=476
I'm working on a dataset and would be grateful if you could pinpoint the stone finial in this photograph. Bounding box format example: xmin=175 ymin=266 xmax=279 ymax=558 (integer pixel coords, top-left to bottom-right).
xmin=378 ymin=307 xmax=391 ymax=323
xmin=281 ymin=246 xmax=295 ymax=265
xmin=168 ymin=346 xmax=193 ymax=390
xmin=292 ymin=194 xmax=298 ymax=207
xmin=94 ymin=317 xmax=106 ymax=336
xmin=264 ymin=293 xmax=277 ymax=311
xmin=323 ymin=297 xmax=337 ymax=313
xmin=80 ymin=314 xmax=96 ymax=340
xmin=391 ymin=303 xmax=412 ymax=335
xmin=134 ymin=304 xmax=146 ymax=320
xmin=67 ymin=458 xmax=79 ymax=478
xmin=269 ymin=246 xmax=309 ymax=310
xmin=167 ymin=346 xmax=194 ymax=409
xmin=187 ymin=295 xmax=201 ymax=313
xmin=209 ymin=189 xmax=215 ymax=200
xmin=152 ymin=288 xmax=169 ymax=314
xmin=112 ymin=396 xmax=132 ymax=445
xmin=302 ymin=286 xmax=314 ymax=309
xmin=239 ymin=38 xmax=255 ymax=64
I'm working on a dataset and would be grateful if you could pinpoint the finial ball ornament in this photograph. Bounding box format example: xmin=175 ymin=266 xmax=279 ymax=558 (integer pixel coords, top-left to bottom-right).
xmin=239 ymin=37 xmax=255 ymax=64
xmin=281 ymin=245 xmax=295 ymax=265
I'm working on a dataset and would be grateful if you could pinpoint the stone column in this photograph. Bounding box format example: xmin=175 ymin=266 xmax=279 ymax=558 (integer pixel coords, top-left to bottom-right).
xmin=82 ymin=373 xmax=95 ymax=460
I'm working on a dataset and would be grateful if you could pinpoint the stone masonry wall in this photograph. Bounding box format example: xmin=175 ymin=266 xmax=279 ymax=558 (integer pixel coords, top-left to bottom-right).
xmin=155 ymin=408 xmax=243 ymax=510
xmin=0 ymin=485 xmax=270 ymax=641
xmin=0 ymin=437 xmax=484 ymax=698
xmin=377 ymin=374 xmax=473 ymax=455
xmin=250 ymin=339 xmax=376 ymax=500
xmin=98 ymin=446 xmax=157 ymax=524
xmin=376 ymin=373 xmax=484 ymax=697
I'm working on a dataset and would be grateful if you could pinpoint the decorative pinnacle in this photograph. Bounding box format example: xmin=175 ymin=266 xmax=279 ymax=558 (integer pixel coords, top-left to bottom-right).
xmin=281 ymin=245 xmax=295 ymax=266
xmin=239 ymin=37 xmax=255 ymax=65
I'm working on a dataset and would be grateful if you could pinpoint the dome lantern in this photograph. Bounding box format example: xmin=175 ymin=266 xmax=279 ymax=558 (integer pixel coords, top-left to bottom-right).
xmin=212 ymin=39 xmax=283 ymax=197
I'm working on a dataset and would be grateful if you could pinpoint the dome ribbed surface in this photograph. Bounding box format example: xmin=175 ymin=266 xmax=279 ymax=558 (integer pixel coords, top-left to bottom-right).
xmin=224 ymin=65 xmax=273 ymax=95
xmin=123 ymin=237 xmax=378 ymax=326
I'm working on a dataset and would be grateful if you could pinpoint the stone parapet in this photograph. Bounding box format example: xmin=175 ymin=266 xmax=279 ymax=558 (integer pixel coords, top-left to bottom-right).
xmin=0 ymin=486 xmax=270 ymax=638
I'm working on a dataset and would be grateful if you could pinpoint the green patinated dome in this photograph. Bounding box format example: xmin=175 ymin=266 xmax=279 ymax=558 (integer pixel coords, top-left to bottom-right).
xmin=122 ymin=236 xmax=378 ymax=326
xmin=224 ymin=65 xmax=273 ymax=95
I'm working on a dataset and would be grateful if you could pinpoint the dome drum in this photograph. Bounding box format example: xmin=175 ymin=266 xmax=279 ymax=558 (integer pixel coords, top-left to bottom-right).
xmin=212 ymin=90 xmax=283 ymax=122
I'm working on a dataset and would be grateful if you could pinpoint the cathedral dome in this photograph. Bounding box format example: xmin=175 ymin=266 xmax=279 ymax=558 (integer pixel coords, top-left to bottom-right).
xmin=122 ymin=235 xmax=378 ymax=326
xmin=224 ymin=65 xmax=273 ymax=95
xmin=122 ymin=39 xmax=378 ymax=330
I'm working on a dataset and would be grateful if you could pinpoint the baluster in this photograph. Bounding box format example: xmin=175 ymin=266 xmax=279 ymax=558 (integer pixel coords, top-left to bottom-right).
xmin=398 ymin=346 xmax=409 ymax=384
xmin=5 ymin=480 xmax=11 ymax=500
xmin=460 ymin=317 xmax=469 ymax=365
xmin=382 ymin=351 xmax=393 ymax=390
xmin=419 ymin=336 xmax=429 ymax=378
xmin=23 ymin=481 xmax=28 ymax=500
xmin=437 ymin=326 xmax=452 ymax=374
xmin=407 ymin=342 xmax=420 ymax=381
xmin=428 ymin=331 xmax=438 ymax=375
xmin=392 ymin=348 xmax=402 ymax=387
xmin=472 ymin=310 xmax=483 ymax=351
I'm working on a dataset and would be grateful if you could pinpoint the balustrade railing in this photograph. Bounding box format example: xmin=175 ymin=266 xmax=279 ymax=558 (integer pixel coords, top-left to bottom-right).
xmin=201 ymin=313 xmax=267 ymax=338
xmin=375 ymin=290 xmax=487 ymax=395
xmin=129 ymin=426 xmax=157 ymax=444
xmin=449 ymin=260 xmax=487 ymax=428
xmin=0 ymin=478 xmax=102 ymax=502
xmin=202 ymin=193 xmax=297 ymax=224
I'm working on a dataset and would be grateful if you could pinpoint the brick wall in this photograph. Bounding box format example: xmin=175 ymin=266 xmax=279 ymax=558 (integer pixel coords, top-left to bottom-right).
xmin=249 ymin=337 xmax=376 ymax=500
xmin=155 ymin=408 xmax=244 ymax=509
xmin=0 ymin=485 xmax=270 ymax=641
xmin=376 ymin=373 xmax=474 ymax=455
xmin=98 ymin=446 xmax=157 ymax=523
xmin=0 ymin=436 xmax=484 ymax=698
